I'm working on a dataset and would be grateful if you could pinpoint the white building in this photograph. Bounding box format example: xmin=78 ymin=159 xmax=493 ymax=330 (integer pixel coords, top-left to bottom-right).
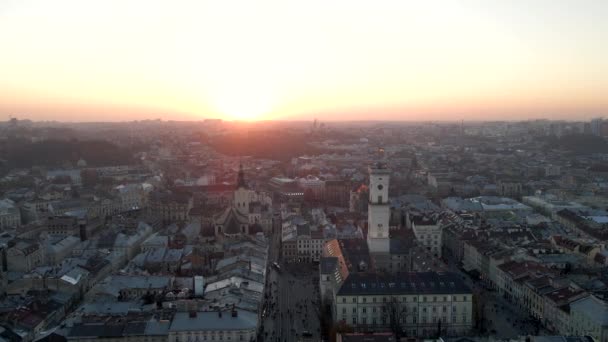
xmin=367 ymin=163 xmax=390 ymax=254
xmin=569 ymin=295 xmax=608 ymax=341
xmin=335 ymin=272 xmax=473 ymax=337
xmin=367 ymin=162 xmax=392 ymax=270
xmin=6 ymin=239 xmax=43 ymax=272
xmin=297 ymin=175 xmax=325 ymax=199
xmin=522 ymin=194 xmax=586 ymax=219
xmin=296 ymin=227 xmax=326 ymax=262
xmin=0 ymin=199 xmax=21 ymax=229
xmin=282 ymin=218 xmax=328 ymax=263
xmin=168 ymin=310 xmax=257 ymax=342
xmin=114 ymin=183 xmax=151 ymax=212
xmin=545 ymin=165 xmax=561 ymax=177
xmin=409 ymin=213 xmax=442 ymax=257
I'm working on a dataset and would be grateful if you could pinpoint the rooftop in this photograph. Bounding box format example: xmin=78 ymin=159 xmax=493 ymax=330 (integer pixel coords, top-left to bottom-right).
xmin=169 ymin=310 xmax=257 ymax=332
xmin=337 ymin=272 xmax=470 ymax=296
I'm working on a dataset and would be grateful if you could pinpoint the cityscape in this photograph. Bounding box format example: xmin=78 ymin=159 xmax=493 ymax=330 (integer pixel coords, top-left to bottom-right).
xmin=1 ymin=119 xmax=608 ymax=342
xmin=1 ymin=1 xmax=608 ymax=342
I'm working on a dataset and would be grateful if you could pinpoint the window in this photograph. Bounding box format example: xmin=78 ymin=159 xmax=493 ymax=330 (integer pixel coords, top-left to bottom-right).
xmin=342 ymin=308 xmax=346 ymax=314
xmin=362 ymin=308 xmax=366 ymax=313
xmin=378 ymin=196 xmax=383 ymax=203
xmin=353 ymin=308 xmax=356 ymax=313
xmin=353 ymin=298 xmax=356 ymax=303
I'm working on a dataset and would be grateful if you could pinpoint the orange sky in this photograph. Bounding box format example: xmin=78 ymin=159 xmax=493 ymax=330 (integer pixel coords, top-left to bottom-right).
xmin=1 ymin=0 xmax=607 ymax=122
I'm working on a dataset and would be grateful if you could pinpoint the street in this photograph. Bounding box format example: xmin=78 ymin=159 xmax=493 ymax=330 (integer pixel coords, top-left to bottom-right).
xmin=260 ymin=215 xmax=322 ymax=342
xmin=443 ymin=249 xmax=548 ymax=339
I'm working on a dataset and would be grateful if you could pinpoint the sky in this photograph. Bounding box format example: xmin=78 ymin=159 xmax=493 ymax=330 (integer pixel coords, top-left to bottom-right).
xmin=0 ymin=0 xmax=607 ymax=122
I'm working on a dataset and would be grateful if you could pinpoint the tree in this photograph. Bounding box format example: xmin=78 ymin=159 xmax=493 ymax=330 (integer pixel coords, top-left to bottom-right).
xmin=330 ymin=321 xmax=353 ymax=342
xmin=382 ymin=296 xmax=412 ymax=338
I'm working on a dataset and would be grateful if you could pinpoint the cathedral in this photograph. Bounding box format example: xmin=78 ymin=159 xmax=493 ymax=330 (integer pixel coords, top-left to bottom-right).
xmin=212 ymin=165 xmax=272 ymax=238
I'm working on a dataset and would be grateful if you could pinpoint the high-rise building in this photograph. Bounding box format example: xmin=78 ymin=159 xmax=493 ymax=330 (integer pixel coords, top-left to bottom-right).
xmin=591 ymin=117 xmax=603 ymax=136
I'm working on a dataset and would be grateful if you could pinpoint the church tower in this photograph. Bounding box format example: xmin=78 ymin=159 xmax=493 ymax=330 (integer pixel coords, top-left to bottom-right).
xmin=234 ymin=164 xmax=251 ymax=215
xmin=367 ymin=161 xmax=390 ymax=254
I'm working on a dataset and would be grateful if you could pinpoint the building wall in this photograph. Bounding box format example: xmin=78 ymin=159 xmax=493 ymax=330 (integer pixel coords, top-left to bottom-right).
xmin=168 ymin=328 xmax=255 ymax=342
xmin=335 ymin=293 xmax=473 ymax=337
xmin=0 ymin=211 xmax=21 ymax=229
xmin=412 ymin=222 xmax=442 ymax=257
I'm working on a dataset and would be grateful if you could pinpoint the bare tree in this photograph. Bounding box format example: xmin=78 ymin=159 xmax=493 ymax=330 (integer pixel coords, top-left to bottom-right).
xmin=382 ymin=295 xmax=415 ymax=338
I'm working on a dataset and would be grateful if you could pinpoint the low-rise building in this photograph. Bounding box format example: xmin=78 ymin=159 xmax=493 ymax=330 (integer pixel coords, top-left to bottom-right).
xmin=0 ymin=198 xmax=21 ymax=229
xmin=569 ymin=295 xmax=608 ymax=342
xmin=168 ymin=309 xmax=258 ymax=342
xmin=335 ymin=272 xmax=473 ymax=337
xmin=409 ymin=213 xmax=442 ymax=257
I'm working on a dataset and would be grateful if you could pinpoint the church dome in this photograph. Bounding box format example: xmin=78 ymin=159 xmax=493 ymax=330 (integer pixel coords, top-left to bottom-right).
xmin=76 ymin=158 xmax=87 ymax=168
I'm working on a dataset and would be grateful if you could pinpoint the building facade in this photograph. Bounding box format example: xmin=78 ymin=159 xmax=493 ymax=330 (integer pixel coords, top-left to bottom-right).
xmin=335 ymin=272 xmax=473 ymax=337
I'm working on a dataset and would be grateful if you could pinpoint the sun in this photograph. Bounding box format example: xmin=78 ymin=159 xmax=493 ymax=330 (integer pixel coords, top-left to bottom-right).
xmin=210 ymin=82 xmax=275 ymax=121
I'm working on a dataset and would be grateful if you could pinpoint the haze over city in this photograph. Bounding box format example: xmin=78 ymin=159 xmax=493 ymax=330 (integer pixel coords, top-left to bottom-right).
xmin=4 ymin=1 xmax=608 ymax=341
xmin=1 ymin=0 xmax=607 ymax=122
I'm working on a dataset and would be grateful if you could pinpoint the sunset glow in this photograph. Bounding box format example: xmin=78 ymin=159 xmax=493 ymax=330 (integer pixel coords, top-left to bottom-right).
xmin=0 ymin=0 xmax=607 ymax=121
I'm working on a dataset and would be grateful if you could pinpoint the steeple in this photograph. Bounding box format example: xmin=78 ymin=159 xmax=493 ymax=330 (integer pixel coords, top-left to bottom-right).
xmin=236 ymin=164 xmax=248 ymax=189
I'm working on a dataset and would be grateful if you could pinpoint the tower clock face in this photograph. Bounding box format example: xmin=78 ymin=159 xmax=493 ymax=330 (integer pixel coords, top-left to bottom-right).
xmin=377 ymin=184 xmax=383 ymax=190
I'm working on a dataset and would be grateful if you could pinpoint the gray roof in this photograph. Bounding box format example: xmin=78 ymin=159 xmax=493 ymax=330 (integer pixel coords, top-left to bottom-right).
xmin=570 ymin=295 xmax=608 ymax=325
xmin=337 ymin=272 xmax=471 ymax=296
xmin=169 ymin=310 xmax=257 ymax=332
xmin=68 ymin=319 xmax=169 ymax=338
xmin=320 ymin=257 xmax=338 ymax=274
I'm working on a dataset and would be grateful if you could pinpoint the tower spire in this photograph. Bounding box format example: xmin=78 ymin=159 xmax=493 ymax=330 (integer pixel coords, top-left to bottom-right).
xmin=236 ymin=163 xmax=247 ymax=189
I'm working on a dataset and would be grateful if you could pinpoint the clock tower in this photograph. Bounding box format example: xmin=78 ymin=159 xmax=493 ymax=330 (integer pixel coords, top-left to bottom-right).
xmin=367 ymin=161 xmax=390 ymax=254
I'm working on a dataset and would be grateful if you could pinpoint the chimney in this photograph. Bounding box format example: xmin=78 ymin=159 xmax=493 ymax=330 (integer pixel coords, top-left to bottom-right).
xmin=231 ymin=304 xmax=238 ymax=317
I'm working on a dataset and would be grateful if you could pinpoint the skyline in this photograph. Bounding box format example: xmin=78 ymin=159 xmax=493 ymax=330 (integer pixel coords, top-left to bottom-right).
xmin=1 ymin=0 xmax=608 ymax=122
